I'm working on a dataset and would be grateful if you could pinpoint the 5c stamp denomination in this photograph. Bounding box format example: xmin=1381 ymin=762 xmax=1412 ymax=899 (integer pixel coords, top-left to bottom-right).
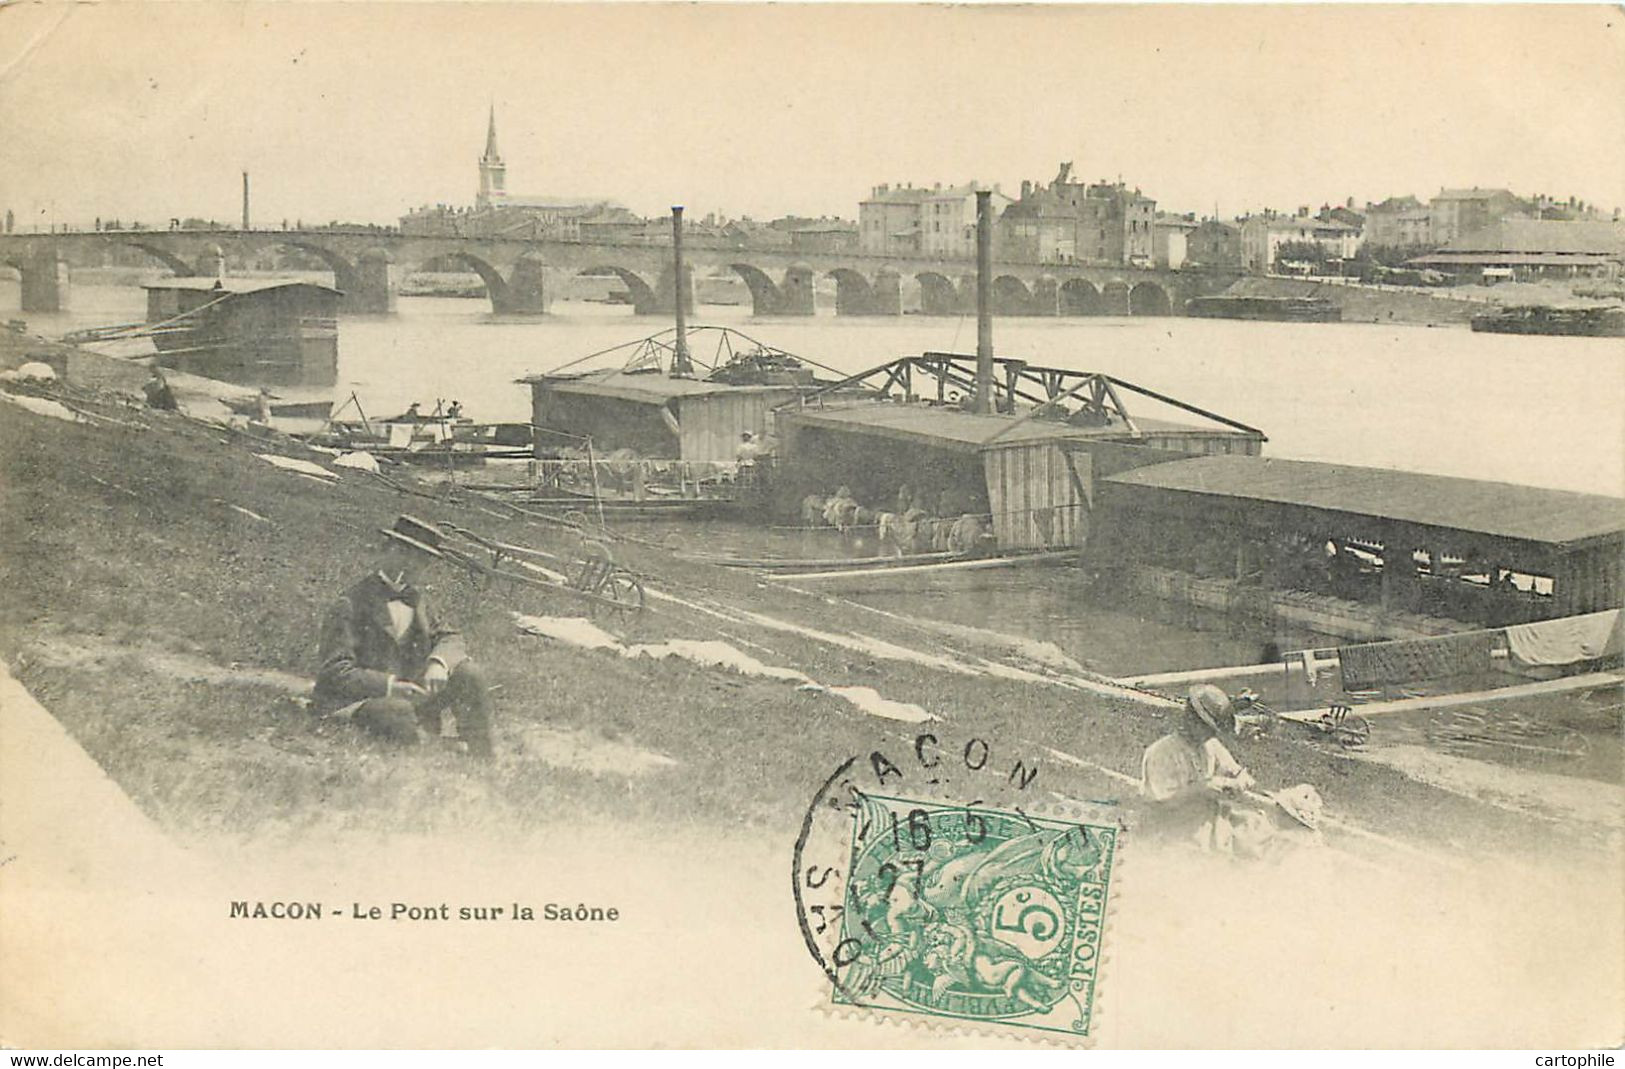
xmin=793 ymin=747 xmax=1120 ymax=1044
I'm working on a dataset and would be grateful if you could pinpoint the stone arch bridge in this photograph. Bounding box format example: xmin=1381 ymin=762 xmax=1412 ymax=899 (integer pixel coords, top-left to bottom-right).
xmin=0 ymin=230 xmax=1237 ymax=318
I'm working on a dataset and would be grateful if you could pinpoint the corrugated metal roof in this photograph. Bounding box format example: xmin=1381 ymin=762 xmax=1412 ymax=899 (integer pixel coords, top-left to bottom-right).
xmin=1438 ymin=219 xmax=1625 ymax=256
xmin=785 ymin=403 xmax=1256 ymax=452
xmin=141 ymin=277 xmax=342 ymax=295
xmin=1104 ymin=455 xmax=1625 ymax=548
xmin=529 ymin=369 xmax=810 ymax=405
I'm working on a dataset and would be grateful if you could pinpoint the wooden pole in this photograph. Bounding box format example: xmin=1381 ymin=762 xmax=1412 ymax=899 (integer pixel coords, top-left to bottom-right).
xmin=670 ymin=206 xmax=692 ymax=377
xmin=585 ymin=438 xmax=608 ymax=531
xmin=975 ymin=190 xmax=994 ymax=414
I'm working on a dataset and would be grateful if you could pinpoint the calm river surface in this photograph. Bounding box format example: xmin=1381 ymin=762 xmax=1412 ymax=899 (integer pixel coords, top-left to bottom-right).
xmin=7 ymin=279 xmax=1623 ymax=687
xmin=11 ymin=280 xmax=1619 ymax=496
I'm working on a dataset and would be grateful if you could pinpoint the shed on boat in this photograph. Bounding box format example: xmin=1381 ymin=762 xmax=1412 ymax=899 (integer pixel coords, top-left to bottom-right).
xmin=519 ymin=327 xmax=839 ymax=467
xmin=141 ymin=277 xmax=341 ymax=388
xmin=775 ymin=352 xmax=1266 ymax=552
xmin=1095 ymin=454 xmax=1625 ymax=626
xmin=524 ymin=371 xmax=815 ymax=464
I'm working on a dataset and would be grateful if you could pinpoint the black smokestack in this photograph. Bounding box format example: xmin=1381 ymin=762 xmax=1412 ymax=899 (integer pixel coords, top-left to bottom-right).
xmin=975 ymin=189 xmax=993 ymax=414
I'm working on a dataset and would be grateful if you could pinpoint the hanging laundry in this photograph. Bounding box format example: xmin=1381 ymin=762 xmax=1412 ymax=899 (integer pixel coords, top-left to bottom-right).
xmin=1504 ymin=610 xmax=1623 ymax=668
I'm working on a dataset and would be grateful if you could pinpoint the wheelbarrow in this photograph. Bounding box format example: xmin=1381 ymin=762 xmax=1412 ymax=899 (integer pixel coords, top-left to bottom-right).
xmin=437 ymin=521 xmax=646 ymax=616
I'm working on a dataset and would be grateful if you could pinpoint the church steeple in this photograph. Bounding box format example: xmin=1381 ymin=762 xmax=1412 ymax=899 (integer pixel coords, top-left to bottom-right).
xmin=483 ymin=105 xmax=501 ymax=162
xmin=477 ymin=104 xmax=506 ymax=209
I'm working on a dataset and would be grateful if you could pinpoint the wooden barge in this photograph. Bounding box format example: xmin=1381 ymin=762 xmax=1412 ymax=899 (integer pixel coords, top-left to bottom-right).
xmin=773 ymin=351 xmax=1266 ymax=555
xmin=1093 ymin=455 xmax=1625 ymax=635
xmin=519 ymin=326 xmax=852 ymax=505
xmin=139 ymin=278 xmax=341 ymax=388
xmin=1469 ymin=304 xmax=1625 ymax=337
xmin=770 ymin=350 xmax=1623 ymax=636
xmin=1185 ymin=295 xmax=1342 ymax=322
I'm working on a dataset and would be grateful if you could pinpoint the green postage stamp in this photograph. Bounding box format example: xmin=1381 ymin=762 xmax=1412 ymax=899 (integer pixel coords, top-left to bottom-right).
xmin=828 ymin=793 xmax=1118 ymax=1039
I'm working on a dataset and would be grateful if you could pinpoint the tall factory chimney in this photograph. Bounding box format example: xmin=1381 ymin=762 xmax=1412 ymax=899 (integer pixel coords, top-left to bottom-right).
xmin=670 ymin=206 xmax=692 ymax=377
xmin=241 ymin=171 xmax=250 ymax=231
xmin=974 ymin=189 xmax=994 ymax=414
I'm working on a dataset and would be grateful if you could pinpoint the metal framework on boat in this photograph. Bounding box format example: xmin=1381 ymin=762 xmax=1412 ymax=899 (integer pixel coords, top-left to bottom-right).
xmin=779 ymin=351 xmax=1264 ymax=445
xmin=527 ymin=325 xmax=848 ymax=382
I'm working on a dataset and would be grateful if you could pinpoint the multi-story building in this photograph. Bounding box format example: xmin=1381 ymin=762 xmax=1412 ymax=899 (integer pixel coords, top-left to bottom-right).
xmin=1240 ymin=211 xmax=1363 ymax=274
xmin=1153 ymin=214 xmax=1197 ymax=269
xmin=997 ymin=163 xmax=1157 ymax=266
xmin=1183 ymin=220 xmax=1243 ymax=269
xmin=1428 ymin=187 xmax=1522 ymax=246
xmin=1363 ymin=195 xmax=1432 ymax=249
xmin=789 ymin=220 xmax=859 ymax=254
xmin=858 ymin=182 xmax=1011 ymax=258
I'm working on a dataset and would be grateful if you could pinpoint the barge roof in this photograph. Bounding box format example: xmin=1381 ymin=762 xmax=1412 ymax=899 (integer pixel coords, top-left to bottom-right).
xmin=782 ymin=401 xmax=1260 ymax=453
xmin=525 ymin=369 xmax=814 ymax=405
xmin=1103 ymin=454 xmax=1625 ymax=549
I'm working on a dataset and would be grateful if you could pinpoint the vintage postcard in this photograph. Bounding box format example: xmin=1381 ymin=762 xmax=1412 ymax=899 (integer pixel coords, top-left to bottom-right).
xmin=1 ymin=2 xmax=1621 ymax=1051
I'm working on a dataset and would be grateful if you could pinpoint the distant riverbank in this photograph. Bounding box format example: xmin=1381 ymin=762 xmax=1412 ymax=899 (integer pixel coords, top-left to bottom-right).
xmin=1225 ymin=275 xmax=1622 ymax=327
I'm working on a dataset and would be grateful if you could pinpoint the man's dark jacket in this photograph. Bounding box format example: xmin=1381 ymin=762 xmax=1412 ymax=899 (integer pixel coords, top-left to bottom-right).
xmin=314 ymin=573 xmax=467 ymax=714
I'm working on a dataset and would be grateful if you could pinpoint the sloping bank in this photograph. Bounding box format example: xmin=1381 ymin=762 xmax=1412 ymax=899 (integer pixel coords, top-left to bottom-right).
xmin=1222 ymin=276 xmax=1484 ymax=326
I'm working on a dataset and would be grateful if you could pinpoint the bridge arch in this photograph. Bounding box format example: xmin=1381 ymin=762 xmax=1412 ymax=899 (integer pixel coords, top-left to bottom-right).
xmin=423 ymin=251 xmax=510 ymax=309
xmin=1129 ymin=280 xmax=1172 ymax=316
xmin=579 ymin=266 xmax=658 ymax=313
xmin=125 ymin=241 xmax=195 ymax=276
xmin=1101 ymin=280 xmax=1132 ymax=316
xmin=827 ymin=268 xmax=872 ymax=316
xmin=992 ymin=275 xmax=1033 ymax=316
xmin=729 ymin=263 xmax=784 ymax=316
xmin=916 ymin=272 xmax=959 ymax=316
xmin=1059 ymin=278 xmax=1102 ymax=316
xmin=281 ymin=240 xmax=361 ymax=292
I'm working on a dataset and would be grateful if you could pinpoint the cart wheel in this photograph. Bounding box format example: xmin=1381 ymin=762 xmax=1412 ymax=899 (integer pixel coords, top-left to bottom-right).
xmin=1333 ymin=715 xmax=1371 ymax=749
xmin=603 ymin=571 xmax=645 ymax=615
xmin=562 ymin=510 xmax=589 ymax=530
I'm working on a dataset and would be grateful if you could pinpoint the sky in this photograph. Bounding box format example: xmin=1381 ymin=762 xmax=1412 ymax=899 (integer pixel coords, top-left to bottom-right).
xmin=1 ymin=3 xmax=1622 ymax=230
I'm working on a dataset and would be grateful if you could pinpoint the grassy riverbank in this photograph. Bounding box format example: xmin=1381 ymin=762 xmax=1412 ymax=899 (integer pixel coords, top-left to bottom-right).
xmin=0 ymin=328 xmax=1614 ymax=864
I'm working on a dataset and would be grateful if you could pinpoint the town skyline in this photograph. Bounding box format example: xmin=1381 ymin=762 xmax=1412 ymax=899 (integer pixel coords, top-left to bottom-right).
xmin=2 ymin=4 xmax=1622 ymax=230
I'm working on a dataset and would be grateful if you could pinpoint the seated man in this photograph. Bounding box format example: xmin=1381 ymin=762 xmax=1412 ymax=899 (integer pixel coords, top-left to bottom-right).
xmin=314 ymin=515 xmax=493 ymax=758
xmin=143 ymin=367 xmax=178 ymax=411
xmin=1139 ymin=684 xmax=1255 ymax=847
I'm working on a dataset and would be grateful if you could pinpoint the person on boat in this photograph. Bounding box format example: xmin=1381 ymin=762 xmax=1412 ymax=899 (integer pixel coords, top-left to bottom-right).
xmin=392 ymin=401 xmax=422 ymax=423
xmin=143 ymin=367 xmax=178 ymax=411
xmin=314 ymin=516 xmax=495 ymax=759
xmin=735 ymin=431 xmax=764 ymax=481
xmin=1139 ymin=684 xmax=1255 ymax=849
xmin=446 ymin=400 xmax=463 ymax=420
xmin=251 ymin=386 xmax=274 ymax=426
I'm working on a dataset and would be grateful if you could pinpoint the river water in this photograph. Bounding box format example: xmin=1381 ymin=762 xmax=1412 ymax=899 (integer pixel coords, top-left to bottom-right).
xmin=6 ymin=281 xmax=1623 ymax=691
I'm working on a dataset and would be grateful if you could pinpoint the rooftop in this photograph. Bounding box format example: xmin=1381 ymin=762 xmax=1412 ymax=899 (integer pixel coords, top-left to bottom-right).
xmin=1103 ymin=454 xmax=1625 ymax=549
xmin=525 ymin=368 xmax=815 ymax=404
xmin=863 ymin=183 xmax=1000 ymax=205
xmin=1434 ymin=187 xmax=1516 ymax=202
xmin=782 ymin=401 xmax=1259 ymax=454
xmin=1434 ymin=218 xmax=1625 ymax=257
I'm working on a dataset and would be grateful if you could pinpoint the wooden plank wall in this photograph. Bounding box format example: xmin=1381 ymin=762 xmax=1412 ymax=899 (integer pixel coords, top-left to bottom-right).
xmin=678 ymin=391 xmax=803 ymax=463
xmin=983 ymin=442 xmax=1084 ymax=550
